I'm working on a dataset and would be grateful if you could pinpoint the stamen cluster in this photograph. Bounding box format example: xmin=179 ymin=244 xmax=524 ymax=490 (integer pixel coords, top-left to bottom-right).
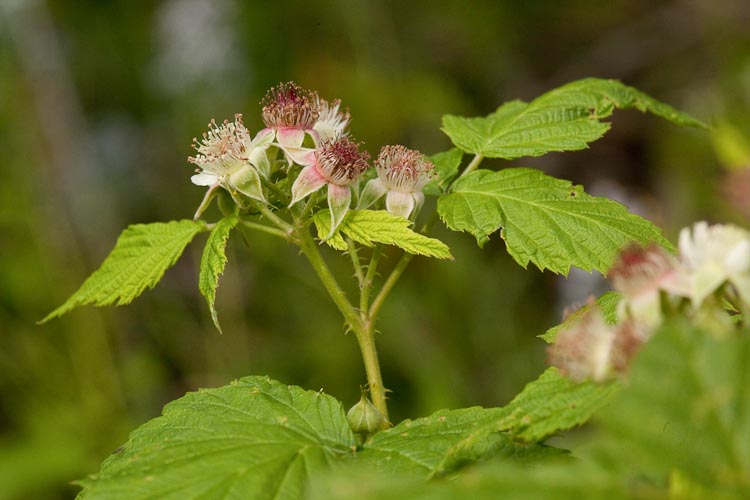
xmin=188 ymin=114 xmax=250 ymax=171
xmin=317 ymin=138 xmax=370 ymax=186
xmin=261 ymin=82 xmax=320 ymax=130
xmin=376 ymin=145 xmax=435 ymax=192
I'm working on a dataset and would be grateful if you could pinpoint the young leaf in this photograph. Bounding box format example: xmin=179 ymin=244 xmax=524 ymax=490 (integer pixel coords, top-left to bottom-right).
xmin=199 ymin=216 xmax=238 ymax=333
xmin=353 ymin=407 xmax=563 ymax=479
xmin=442 ymin=78 xmax=705 ymax=159
xmin=41 ymin=220 xmax=207 ymax=322
xmin=314 ymin=210 xmax=453 ymax=259
xmin=495 ymin=367 xmax=619 ymax=443
xmin=423 ymin=148 xmax=464 ymax=195
xmin=437 ymin=168 xmax=669 ymax=274
xmin=77 ymin=376 xmax=356 ymax=499
xmin=540 ymin=291 xmax=622 ymax=344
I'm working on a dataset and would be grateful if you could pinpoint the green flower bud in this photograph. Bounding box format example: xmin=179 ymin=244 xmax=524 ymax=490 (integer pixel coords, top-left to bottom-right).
xmin=346 ymin=392 xmax=385 ymax=436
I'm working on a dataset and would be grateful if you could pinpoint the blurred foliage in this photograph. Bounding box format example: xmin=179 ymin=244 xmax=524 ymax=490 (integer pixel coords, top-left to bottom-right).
xmin=0 ymin=0 xmax=747 ymax=498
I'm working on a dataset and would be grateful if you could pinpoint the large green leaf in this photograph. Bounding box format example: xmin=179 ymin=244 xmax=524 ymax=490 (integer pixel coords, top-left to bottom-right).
xmin=437 ymin=168 xmax=669 ymax=273
xmin=311 ymin=460 xmax=628 ymax=500
xmin=314 ymin=210 xmax=452 ymax=259
xmin=495 ymin=368 xmax=619 ymax=443
xmin=41 ymin=220 xmax=207 ymax=322
xmin=199 ymin=216 xmax=238 ymax=333
xmin=441 ymin=78 xmax=705 ymax=159
xmin=77 ymin=376 xmax=356 ymax=499
xmin=594 ymin=322 xmax=750 ymax=496
xmin=353 ymin=407 xmax=563 ymax=479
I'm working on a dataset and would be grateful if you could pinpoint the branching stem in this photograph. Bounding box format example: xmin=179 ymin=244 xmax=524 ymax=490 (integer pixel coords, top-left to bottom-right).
xmin=296 ymin=226 xmax=389 ymax=422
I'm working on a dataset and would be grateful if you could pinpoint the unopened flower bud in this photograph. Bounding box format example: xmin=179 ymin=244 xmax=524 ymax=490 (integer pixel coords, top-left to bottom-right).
xmin=347 ymin=392 xmax=386 ymax=436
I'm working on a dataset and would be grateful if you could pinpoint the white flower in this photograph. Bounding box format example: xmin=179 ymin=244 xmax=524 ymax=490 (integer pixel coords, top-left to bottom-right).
xmin=669 ymin=222 xmax=750 ymax=306
xmin=188 ymin=115 xmax=272 ymax=211
xmin=359 ymin=145 xmax=435 ymax=220
xmin=313 ymin=98 xmax=350 ymax=143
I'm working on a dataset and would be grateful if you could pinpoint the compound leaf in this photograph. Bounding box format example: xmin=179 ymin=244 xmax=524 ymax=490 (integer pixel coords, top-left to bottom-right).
xmin=442 ymin=78 xmax=705 ymax=159
xmin=314 ymin=210 xmax=452 ymax=259
xmin=77 ymin=376 xmax=356 ymax=499
xmin=437 ymin=168 xmax=669 ymax=274
xmin=42 ymin=220 xmax=207 ymax=322
xmin=354 ymin=407 xmax=563 ymax=479
xmin=495 ymin=368 xmax=619 ymax=443
xmin=199 ymin=216 xmax=238 ymax=333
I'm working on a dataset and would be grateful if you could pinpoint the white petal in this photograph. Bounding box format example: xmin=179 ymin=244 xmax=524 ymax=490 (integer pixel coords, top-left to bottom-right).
xmin=385 ymin=190 xmax=416 ymax=220
xmin=191 ymin=172 xmax=220 ymax=186
xmin=277 ymin=128 xmax=305 ymax=149
xmin=284 ymin=146 xmax=316 ymax=166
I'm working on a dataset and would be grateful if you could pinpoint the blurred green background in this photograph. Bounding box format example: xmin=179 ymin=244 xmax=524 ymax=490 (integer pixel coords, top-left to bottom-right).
xmin=0 ymin=0 xmax=748 ymax=498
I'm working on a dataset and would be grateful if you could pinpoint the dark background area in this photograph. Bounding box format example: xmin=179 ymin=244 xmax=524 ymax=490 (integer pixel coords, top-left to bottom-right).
xmin=0 ymin=1 xmax=748 ymax=498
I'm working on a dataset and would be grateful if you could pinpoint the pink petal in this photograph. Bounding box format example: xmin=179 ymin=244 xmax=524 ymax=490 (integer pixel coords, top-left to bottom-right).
xmin=386 ymin=190 xmax=416 ymax=220
xmin=290 ymin=166 xmax=327 ymax=206
xmin=285 ymin=146 xmax=316 ymax=166
xmin=277 ymin=128 xmax=305 ymax=149
xmin=327 ymin=183 xmax=352 ymax=239
xmin=252 ymin=127 xmax=275 ymax=147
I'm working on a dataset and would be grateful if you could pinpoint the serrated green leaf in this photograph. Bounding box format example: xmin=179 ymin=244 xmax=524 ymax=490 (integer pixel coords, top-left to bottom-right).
xmin=311 ymin=459 xmax=627 ymax=500
xmin=199 ymin=216 xmax=238 ymax=334
xmin=41 ymin=220 xmax=207 ymax=322
xmin=540 ymin=291 xmax=622 ymax=343
xmin=594 ymin=321 xmax=750 ymax=495
xmin=77 ymin=376 xmax=356 ymax=499
xmin=353 ymin=407 xmax=562 ymax=479
xmin=437 ymin=168 xmax=669 ymax=274
xmin=314 ymin=210 xmax=452 ymax=259
xmin=441 ymin=78 xmax=705 ymax=159
xmin=495 ymin=367 xmax=619 ymax=443
xmin=423 ymin=148 xmax=464 ymax=195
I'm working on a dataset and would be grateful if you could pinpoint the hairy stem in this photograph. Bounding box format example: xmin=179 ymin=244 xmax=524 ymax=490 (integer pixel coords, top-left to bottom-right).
xmin=256 ymin=203 xmax=293 ymax=233
xmin=360 ymin=246 xmax=382 ymax=314
xmin=347 ymin=238 xmax=365 ymax=289
xmin=296 ymin=226 xmax=389 ymax=421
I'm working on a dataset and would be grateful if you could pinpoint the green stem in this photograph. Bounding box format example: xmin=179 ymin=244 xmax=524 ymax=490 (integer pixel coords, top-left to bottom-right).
xmin=238 ymin=218 xmax=291 ymax=240
xmin=347 ymin=238 xmax=365 ymax=289
xmin=369 ymin=252 xmax=414 ymax=322
xmin=256 ymin=203 xmax=293 ymax=233
xmin=296 ymin=226 xmax=389 ymax=422
xmin=360 ymin=246 xmax=382 ymax=314
xmin=459 ymin=153 xmax=484 ymax=178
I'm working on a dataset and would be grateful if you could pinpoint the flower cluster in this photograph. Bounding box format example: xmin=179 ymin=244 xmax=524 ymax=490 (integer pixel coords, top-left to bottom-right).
xmin=187 ymin=82 xmax=434 ymax=234
xmin=548 ymin=222 xmax=750 ymax=382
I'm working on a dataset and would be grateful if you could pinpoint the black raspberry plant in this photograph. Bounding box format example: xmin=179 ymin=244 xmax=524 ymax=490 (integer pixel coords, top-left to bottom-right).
xmin=41 ymin=79 xmax=750 ymax=499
